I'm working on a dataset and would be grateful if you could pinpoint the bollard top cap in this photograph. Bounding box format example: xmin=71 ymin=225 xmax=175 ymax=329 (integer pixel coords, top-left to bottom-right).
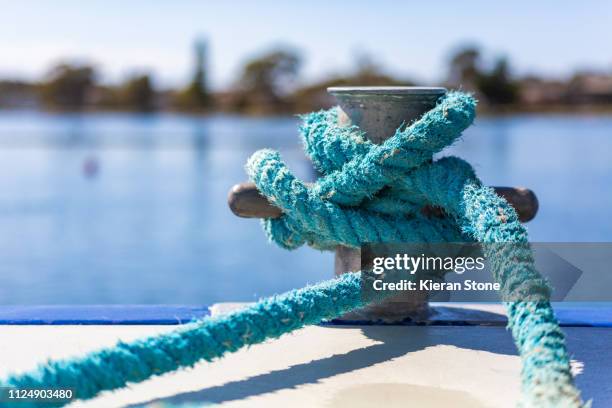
xmin=327 ymin=86 xmax=447 ymax=96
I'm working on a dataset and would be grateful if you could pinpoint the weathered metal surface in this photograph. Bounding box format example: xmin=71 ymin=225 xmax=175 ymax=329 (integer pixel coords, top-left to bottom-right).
xmin=228 ymin=182 xmax=284 ymax=219
xmin=494 ymin=186 xmax=539 ymax=222
xmin=227 ymin=182 xmax=539 ymax=222
xmin=327 ymin=86 xmax=447 ymax=143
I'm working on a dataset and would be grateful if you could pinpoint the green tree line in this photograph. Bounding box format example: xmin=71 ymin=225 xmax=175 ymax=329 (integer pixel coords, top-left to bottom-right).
xmin=2 ymin=42 xmax=609 ymax=114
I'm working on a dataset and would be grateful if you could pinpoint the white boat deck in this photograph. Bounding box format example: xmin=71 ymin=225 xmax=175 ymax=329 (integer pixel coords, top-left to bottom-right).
xmin=0 ymin=304 xmax=610 ymax=407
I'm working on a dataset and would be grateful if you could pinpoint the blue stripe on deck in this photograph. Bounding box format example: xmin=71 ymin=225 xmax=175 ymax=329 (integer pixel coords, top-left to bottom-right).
xmin=326 ymin=304 xmax=612 ymax=328
xmin=0 ymin=305 xmax=210 ymax=325
xmin=553 ymin=305 xmax=612 ymax=327
xmin=0 ymin=304 xmax=610 ymax=327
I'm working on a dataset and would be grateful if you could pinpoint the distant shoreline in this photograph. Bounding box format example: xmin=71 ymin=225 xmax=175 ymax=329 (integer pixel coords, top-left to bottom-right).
xmin=2 ymin=106 xmax=612 ymax=118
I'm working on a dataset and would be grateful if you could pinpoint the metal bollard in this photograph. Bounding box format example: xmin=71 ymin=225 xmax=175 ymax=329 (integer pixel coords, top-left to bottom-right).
xmin=327 ymin=87 xmax=447 ymax=322
xmin=228 ymin=86 xmax=539 ymax=322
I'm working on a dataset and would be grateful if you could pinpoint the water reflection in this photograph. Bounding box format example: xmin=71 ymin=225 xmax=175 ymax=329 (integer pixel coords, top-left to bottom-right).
xmin=0 ymin=112 xmax=609 ymax=304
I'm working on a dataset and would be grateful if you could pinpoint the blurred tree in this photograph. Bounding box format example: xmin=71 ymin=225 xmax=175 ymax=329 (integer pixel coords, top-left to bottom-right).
xmin=291 ymin=52 xmax=413 ymax=113
xmin=117 ymin=74 xmax=155 ymax=111
xmin=447 ymin=46 xmax=518 ymax=106
xmin=476 ymin=57 xmax=519 ymax=105
xmin=39 ymin=64 xmax=96 ymax=109
xmin=240 ymin=50 xmax=300 ymax=97
xmin=0 ymin=81 xmax=37 ymax=108
xmin=173 ymin=40 xmax=211 ymax=110
xmin=447 ymin=46 xmax=481 ymax=89
xmin=228 ymin=48 xmax=301 ymax=114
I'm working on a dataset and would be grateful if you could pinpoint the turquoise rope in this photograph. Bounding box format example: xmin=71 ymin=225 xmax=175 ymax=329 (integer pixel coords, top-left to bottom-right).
xmin=1 ymin=91 xmax=585 ymax=407
xmin=3 ymin=273 xmax=368 ymax=408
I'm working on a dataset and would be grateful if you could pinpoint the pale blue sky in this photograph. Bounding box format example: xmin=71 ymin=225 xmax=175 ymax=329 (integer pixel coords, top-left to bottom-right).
xmin=1 ymin=1 xmax=611 ymax=89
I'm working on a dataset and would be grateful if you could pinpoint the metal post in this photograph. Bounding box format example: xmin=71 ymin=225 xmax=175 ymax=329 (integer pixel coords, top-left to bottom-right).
xmin=328 ymin=86 xmax=447 ymax=322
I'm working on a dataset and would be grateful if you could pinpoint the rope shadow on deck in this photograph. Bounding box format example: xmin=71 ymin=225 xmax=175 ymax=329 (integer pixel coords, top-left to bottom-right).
xmin=129 ymin=322 xmax=519 ymax=407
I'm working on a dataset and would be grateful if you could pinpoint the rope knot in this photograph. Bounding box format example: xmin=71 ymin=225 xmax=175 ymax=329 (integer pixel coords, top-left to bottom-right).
xmin=246 ymin=91 xmax=478 ymax=250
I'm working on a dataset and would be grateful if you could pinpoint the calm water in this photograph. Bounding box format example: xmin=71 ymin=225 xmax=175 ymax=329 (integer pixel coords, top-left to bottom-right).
xmin=0 ymin=111 xmax=611 ymax=304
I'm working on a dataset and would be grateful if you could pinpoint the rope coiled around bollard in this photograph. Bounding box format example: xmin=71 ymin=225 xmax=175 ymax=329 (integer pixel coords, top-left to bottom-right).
xmin=1 ymin=91 xmax=586 ymax=407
